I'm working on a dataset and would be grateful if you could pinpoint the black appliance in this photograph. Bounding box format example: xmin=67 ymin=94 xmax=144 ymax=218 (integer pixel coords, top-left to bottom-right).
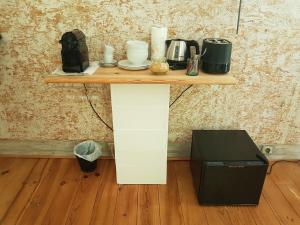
xmin=200 ymin=38 xmax=232 ymax=74
xmin=190 ymin=130 xmax=268 ymax=205
xmin=166 ymin=39 xmax=200 ymax=70
xmin=59 ymin=29 xmax=89 ymax=73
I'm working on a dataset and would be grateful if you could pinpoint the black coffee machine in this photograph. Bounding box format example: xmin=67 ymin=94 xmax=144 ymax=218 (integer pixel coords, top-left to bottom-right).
xmin=200 ymin=38 xmax=232 ymax=74
xmin=166 ymin=39 xmax=200 ymax=70
xmin=59 ymin=29 xmax=89 ymax=73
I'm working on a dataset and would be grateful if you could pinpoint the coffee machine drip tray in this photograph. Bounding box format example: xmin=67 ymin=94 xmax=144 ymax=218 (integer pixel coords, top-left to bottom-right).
xmin=167 ymin=60 xmax=187 ymax=70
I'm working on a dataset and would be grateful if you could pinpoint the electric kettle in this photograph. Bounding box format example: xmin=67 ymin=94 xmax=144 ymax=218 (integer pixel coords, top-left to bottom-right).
xmin=166 ymin=39 xmax=200 ymax=70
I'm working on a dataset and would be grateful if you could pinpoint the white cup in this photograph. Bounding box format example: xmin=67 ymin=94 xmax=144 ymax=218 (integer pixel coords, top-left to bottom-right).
xmin=126 ymin=40 xmax=148 ymax=65
xmin=104 ymin=53 xmax=113 ymax=64
xmin=127 ymin=49 xmax=148 ymax=65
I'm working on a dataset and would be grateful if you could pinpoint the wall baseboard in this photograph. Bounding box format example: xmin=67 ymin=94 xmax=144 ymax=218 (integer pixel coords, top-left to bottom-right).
xmin=259 ymin=144 xmax=300 ymax=160
xmin=0 ymin=139 xmax=114 ymax=158
xmin=0 ymin=139 xmax=299 ymax=160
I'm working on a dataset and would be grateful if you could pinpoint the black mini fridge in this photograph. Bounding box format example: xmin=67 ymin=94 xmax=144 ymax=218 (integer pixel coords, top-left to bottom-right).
xmin=190 ymin=130 xmax=268 ymax=205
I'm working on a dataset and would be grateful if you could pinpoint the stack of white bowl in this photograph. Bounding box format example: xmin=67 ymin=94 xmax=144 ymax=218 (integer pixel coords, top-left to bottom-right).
xmin=127 ymin=40 xmax=149 ymax=65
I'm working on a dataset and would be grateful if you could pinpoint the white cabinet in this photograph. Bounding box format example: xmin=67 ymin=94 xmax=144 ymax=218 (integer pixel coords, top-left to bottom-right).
xmin=111 ymin=84 xmax=170 ymax=184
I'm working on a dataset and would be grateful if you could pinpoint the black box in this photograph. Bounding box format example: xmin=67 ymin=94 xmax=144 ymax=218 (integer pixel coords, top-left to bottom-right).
xmin=190 ymin=130 xmax=268 ymax=205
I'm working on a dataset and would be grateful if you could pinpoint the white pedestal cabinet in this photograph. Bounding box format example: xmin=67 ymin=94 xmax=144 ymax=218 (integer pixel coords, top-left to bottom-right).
xmin=111 ymin=84 xmax=170 ymax=184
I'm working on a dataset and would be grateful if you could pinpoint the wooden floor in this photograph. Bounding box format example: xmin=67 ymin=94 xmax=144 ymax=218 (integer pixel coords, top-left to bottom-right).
xmin=0 ymin=158 xmax=300 ymax=225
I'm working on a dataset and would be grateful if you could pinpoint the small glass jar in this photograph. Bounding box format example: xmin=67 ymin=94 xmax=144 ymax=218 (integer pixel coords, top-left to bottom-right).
xmin=149 ymin=58 xmax=169 ymax=75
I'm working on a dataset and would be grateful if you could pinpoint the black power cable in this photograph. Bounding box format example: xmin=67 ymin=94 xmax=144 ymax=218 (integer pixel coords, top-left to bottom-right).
xmin=84 ymin=83 xmax=193 ymax=130
xmin=267 ymin=160 xmax=300 ymax=175
xmin=83 ymin=84 xmax=113 ymax=131
xmin=169 ymin=85 xmax=193 ymax=108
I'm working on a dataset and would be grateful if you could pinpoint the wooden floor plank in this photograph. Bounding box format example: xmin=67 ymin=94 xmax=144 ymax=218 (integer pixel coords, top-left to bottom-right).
xmin=225 ymin=206 xmax=258 ymax=225
xmin=244 ymin=194 xmax=282 ymax=225
xmin=0 ymin=158 xmax=36 ymax=192
xmin=0 ymin=158 xmax=300 ymax=225
xmin=89 ymin=160 xmax=119 ymax=225
xmin=268 ymin=162 xmax=294 ymax=185
xmin=1 ymin=159 xmax=48 ymax=225
xmin=0 ymin=158 xmax=38 ymax=221
xmin=158 ymin=162 xmax=185 ymax=225
xmin=274 ymin=182 xmax=300 ymax=217
xmin=278 ymin=162 xmax=300 ymax=187
xmin=203 ymin=206 xmax=233 ymax=225
xmin=64 ymin=160 xmax=105 ymax=225
xmin=263 ymin=177 xmax=300 ymax=225
xmin=270 ymin=163 xmax=300 ymax=217
xmin=0 ymin=157 xmax=16 ymax=171
xmin=174 ymin=162 xmax=208 ymax=225
xmin=40 ymin=159 xmax=83 ymax=225
xmin=114 ymin=184 xmax=138 ymax=225
xmin=16 ymin=159 xmax=73 ymax=225
xmin=137 ymin=185 xmax=161 ymax=225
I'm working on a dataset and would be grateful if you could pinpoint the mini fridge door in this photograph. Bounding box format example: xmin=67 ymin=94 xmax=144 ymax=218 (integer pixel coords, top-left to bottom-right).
xmin=198 ymin=161 xmax=268 ymax=205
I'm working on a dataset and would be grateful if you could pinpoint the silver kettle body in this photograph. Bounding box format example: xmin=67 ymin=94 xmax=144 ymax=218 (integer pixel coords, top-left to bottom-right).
xmin=166 ymin=40 xmax=187 ymax=62
xmin=165 ymin=39 xmax=200 ymax=70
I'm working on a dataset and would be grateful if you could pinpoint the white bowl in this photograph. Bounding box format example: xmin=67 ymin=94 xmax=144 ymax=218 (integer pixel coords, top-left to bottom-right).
xmin=127 ymin=50 xmax=148 ymax=65
xmin=127 ymin=48 xmax=148 ymax=54
xmin=127 ymin=40 xmax=148 ymax=50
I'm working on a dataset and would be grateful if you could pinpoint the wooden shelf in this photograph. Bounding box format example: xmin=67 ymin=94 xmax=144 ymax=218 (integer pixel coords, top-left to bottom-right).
xmin=45 ymin=67 xmax=238 ymax=85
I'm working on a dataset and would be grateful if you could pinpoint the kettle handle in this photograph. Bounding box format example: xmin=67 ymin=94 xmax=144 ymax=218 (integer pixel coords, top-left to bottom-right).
xmin=165 ymin=40 xmax=172 ymax=48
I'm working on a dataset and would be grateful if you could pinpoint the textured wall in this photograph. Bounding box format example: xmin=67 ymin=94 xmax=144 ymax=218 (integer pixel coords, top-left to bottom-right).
xmin=0 ymin=0 xmax=299 ymax=145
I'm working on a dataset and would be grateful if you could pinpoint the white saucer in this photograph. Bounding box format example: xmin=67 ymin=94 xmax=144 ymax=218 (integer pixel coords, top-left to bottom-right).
xmin=100 ymin=60 xmax=117 ymax=67
xmin=118 ymin=60 xmax=151 ymax=71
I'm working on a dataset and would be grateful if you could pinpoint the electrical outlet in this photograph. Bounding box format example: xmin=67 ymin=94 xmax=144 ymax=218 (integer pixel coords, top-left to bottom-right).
xmin=261 ymin=145 xmax=274 ymax=155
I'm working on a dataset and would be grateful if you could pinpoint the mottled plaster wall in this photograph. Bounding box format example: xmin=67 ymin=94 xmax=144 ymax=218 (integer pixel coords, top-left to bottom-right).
xmin=0 ymin=0 xmax=299 ymax=145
